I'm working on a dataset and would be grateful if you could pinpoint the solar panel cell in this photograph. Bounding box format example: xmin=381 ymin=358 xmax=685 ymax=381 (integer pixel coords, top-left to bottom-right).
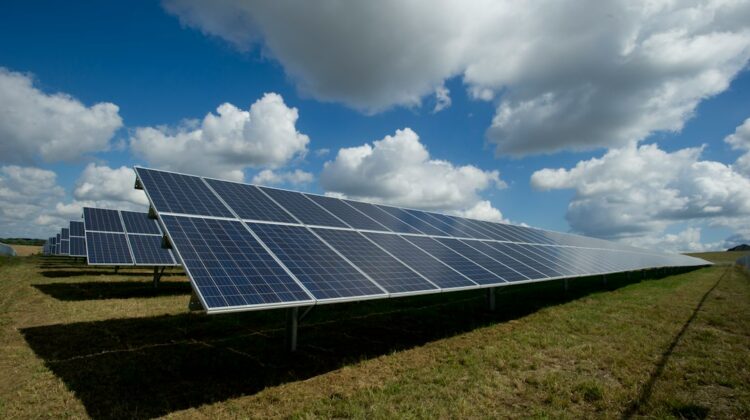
xmin=363 ymin=232 xmax=477 ymax=289
xmin=248 ymin=223 xmax=385 ymax=300
xmin=135 ymin=167 xmax=233 ymax=218
xmin=207 ymin=179 xmax=298 ymax=223
xmin=161 ymin=215 xmax=312 ymax=310
xmin=121 ymin=210 xmax=162 ymax=234
xmin=85 ymin=232 xmax=133 ymax=265
xmin=313 ymin=228 xmax=438 ymax=294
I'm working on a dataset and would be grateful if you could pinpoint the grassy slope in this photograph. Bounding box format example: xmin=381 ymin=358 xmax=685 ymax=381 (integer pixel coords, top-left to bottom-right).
xmin=0 ymin=255 xmax=747 ymax=418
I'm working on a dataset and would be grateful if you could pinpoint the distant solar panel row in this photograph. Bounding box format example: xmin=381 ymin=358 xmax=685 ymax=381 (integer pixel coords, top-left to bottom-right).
xmin=82 ymin=207 xmax=178 ymax=266
xmin=135 ymin=167 xmax=710 ymax=313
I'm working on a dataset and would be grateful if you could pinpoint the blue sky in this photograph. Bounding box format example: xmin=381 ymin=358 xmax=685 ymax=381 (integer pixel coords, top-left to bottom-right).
xmin=1 ymin=1 xmax=749 ymax=252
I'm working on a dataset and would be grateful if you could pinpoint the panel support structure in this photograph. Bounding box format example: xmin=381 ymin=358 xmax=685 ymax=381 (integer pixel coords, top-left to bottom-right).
xmin=486 ymin=287 xmax=496 ymax=312
xmin=286 ymin=307 xmax=299 ymax=352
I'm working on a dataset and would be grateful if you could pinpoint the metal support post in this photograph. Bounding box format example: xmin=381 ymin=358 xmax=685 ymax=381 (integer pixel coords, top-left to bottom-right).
xmin=486 ymin=287 xmax=496 ymax=312
xmin=286 ymin=307 xmax=299 ymax=352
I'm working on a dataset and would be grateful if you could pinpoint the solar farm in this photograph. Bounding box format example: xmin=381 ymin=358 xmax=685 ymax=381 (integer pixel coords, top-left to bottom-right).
xmin=4 ymin=167 xmax=749 ymax=417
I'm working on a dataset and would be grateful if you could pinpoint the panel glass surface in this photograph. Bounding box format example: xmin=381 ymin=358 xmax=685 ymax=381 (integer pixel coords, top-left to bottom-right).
xmin=61 ymin=228 xmax=70 ymax=240
xmin=85 ymin=232 xmax=133 ymax=265
xmin=69 ymin=237 xmax=86 ymax=257
xmin=161 ymin=215 xmax=311 ymax=309
xmin=127 ymin=234 xmax=176 ymax=265
xmin=259 ymin=187 xmax=348 ymax=228
xmin=206 ymin=179 xmax=297 ymax=223
xmin=363 ymin=232 xmax=476 ymax=289
xmin=313 ymin=228 xmax=438 ymax=293
xmin=343 ymin=200 xmax=423 ymax=234
xmin=84 ymin=207 xmax=124 ymax=232
xmin=404 ymin=236 xmax=502 ymax=285
xmin=435 ymin=238 xmax=528 ymax=282
xmin=69 ymin=221 xmax=85 ymax=237
xmin=121 ymin=210 xmax=162 ymax=234
xmin=248 ymin=223 xmax=385 ymax=300
xmin=305 ymin=194 xmax=388 ymax=231
xmin=136 ymin=167 xmax=233 ymax=217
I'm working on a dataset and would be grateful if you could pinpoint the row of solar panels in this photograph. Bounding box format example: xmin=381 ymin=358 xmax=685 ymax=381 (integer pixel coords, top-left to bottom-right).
xmin=134 ymin=166 xmax=710 ymax=313
xmin=42 ymin=210 xmax=178 ymax=267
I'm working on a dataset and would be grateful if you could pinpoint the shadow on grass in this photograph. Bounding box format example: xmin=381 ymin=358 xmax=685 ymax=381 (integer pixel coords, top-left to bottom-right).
xmin=33 ymin=280 xmax=192 ymax=300
xmin=21 ymin=269 xmax=692 ymax=419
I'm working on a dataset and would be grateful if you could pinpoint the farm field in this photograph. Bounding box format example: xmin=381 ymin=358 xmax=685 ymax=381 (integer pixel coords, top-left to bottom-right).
xmin=0 ymin=253 xmax=748 ymax=418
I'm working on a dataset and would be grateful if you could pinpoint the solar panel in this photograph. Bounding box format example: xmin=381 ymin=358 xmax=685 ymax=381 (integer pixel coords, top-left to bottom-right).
xmin=70 ymin=221 xmax=85 ymax=237
xmin=84 ymin=207 xmax=124 ymax=232
xmin=120 ymin=210 xmax=162 ymax=234
xmin=313 ymin=228 xmax=438 ymax=294
xmin=160 ymin=215 xmax=313 ymax=310
xmin=342 ymin=200 xmax=423 ymax=234
xmin=85 ymin=232 xmax=133 ymax=265
xmin=135 ymin=167 xmax=234 ymax=218
xmin=134 ymin=165 xmax=711 ymax=314
xmin=258 ymin=187 xmax=349 ymax=228
xmin=61 ymin=228 xmax=70 ymax=240
xmin=206 ymin=178 xmax=298 ymax=223
xmin=248 ymin=223 xmax=386 ymax=300
xmin=304 ymin=194 xmax=389 ymax=231
xmin=363 ymin=232 xmax=477 ymax=289
xmin=127 ymin=234 xmax=176 ymax=265
xmin=403 ymin=236 xmax=504 ymax=285
xmin=69 ymin=237 xmax=86 ymax=257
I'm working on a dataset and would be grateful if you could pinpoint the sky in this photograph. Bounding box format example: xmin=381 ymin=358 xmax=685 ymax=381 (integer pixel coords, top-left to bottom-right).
xmin=1 ymin=0 xmax=750 ymax=252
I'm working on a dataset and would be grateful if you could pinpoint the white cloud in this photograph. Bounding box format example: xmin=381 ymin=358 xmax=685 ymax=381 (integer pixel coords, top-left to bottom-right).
xmin=0 ymin=68 xmax=122 ymax=164
xmin=530 ymin=143 xmax=750 ymax=244
xmin=130 ymin=92 xmax=309 ymax=181
xmin=452 ymin=200 xmax=507 ymax=223
xmin=164 ymin=0 xmax=750 ymax=154
xmin=433 ymin=84 xmax=451 ymax=113
xmin=320 ymin=127 xmax=505 ymax=216
xmin=251 ymin=169 xmax=313 ymax=186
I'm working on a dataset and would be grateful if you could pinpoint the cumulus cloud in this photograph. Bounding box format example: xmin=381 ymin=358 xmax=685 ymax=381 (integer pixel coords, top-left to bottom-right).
xmin=531 ymin=143 xmax=750 ymax=246
xmin=164 ymin=0 xmax=750 ymax=154
xmin=0 ymin=68 xmax=122 ymax=164
xmin=130 ymin=92 xmax=309 ymax=181
xmin=251 ymin=169 xmax=313 ymax=186
xmin=320 ymin=127 xmax=504 ymax=216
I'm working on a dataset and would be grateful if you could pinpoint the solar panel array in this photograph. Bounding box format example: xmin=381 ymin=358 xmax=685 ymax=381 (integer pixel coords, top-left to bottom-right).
xmin=83 ymin=207 xmax=178 ymax=266
xmin=135 ymin=167 xmax=710 ymax=314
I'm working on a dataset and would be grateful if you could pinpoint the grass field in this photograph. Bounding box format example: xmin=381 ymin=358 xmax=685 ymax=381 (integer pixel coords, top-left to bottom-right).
xmin=0 ymin=253 xmax=748 ymax=418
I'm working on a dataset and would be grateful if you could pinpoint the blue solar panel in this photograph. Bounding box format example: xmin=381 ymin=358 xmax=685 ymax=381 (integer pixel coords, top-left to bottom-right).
xmin=342 ymin=200 xmax=423 ymax=234
xmin=305 ymin=194 xmax=389 ymax=231
xmin=248 ymin=223 xmax=385 ymax=300
xmin=60 ymin=240 xmax=69 ymax=255
xmin=206 ymin=179 xmax=298 ymax=223
xmin=160 ymin=215 xmax=312 ymax=310
xmin=313 ymin=228 xmax=438 ymax=294
xmin=464 ymin=240 xmax=547 ymax=280
xmin=85 ymin=232 xmax=133 ymax=265
xmin=363 ymin=232 xmax=477 ymax=289
xmin=69 ymin=221 xmax=84 ymax=237
xmin=135 ymin=167 xmax=233 ymax=218
xmin=375 ymin=205 xmax=450 ymax=236
xmin=435 ymin=238 xmax=527 ymax=283
xmin=403 ymin=236 xmax=503 ymax=285
xmin=69 ymin=237 xmax=86 ymax=257
xmin=127 ymin=234 xmax=176 ymax=265
xmin=486 ymin=242 xmax=563 ymax=278
xmin=258 ymin=187 xmax=349 ymax=228
xmin=84 ymin=207 xmax=124 ymax=232
xmin=121 ymin=210 xmax=162 ymax=234
xmin=61 ymin=228 xmax=70 ymax=240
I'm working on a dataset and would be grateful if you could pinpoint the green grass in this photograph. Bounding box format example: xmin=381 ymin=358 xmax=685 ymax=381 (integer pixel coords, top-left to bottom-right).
xmin=0 ymin=255 xmax=748 ymax=418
